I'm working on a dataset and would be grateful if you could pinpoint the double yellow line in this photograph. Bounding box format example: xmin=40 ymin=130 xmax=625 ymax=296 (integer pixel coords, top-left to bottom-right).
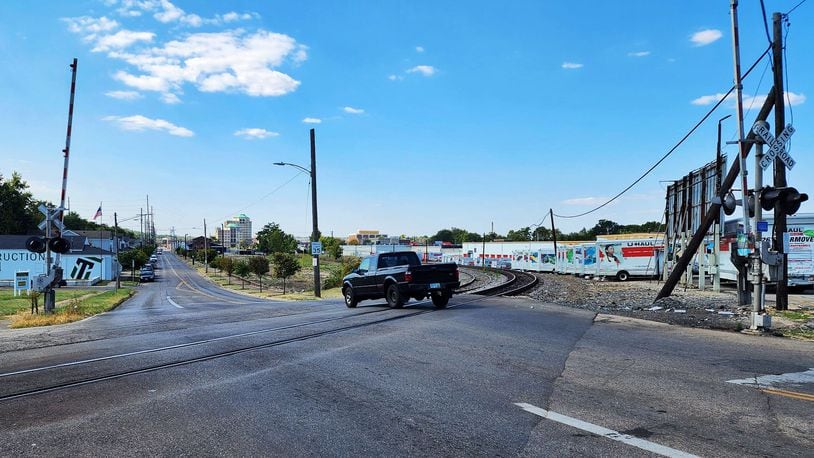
xmin=760 ymin=387 xmax=814 ymax=402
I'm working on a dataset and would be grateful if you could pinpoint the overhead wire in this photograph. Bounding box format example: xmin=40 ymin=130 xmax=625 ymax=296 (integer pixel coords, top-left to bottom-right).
xmin=785 ymin=0 xmax=807 ymax=15
xmin=759 ymin=0 xmax=773 ymax=46
xmin=211 ymin=171 xmax=305 ymax=223
xmin=551 ymin=45 xmax=772 ymax=220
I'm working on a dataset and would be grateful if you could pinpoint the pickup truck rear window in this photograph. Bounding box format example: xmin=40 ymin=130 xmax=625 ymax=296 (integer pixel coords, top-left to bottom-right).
xmin=378 ymin=252 xmax=420 ymax=268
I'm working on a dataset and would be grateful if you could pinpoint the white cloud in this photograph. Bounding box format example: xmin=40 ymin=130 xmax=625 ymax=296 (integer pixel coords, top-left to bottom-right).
xmin=105 ymin=90 xmax=142 ymax=100
xmin=234 ymin=128 xmax=279 ymax=139
xmin=220 ymin=11 xmax=255 ymax=23
xmin=628 ymin=51 xmax=651 ymax=57
xmin=388 ymin=74 xmax=403 ymax=81
xmin=690 ymin=29 xmax=722 ymax=47
xmin=562 ymin=196 xmax=610 ymax=206
xmin=109 ymin=0 xmax=257 ymax=26
xmin=691 ymin=91 xmax=806 ymax=107
xmin=103 ymin=114 xmax=194 ymax=137
xmin=92 ymin=29 xmax=155 ymax=52
xmin=690 ymin=92 xmax=731 ymax=106
xmin=343 ymin=106 xmax=364 ymax=114
xmin=302 ymin=117 xmax=322 ymax=124
xmin=416 ymin=46 xmax=424 ymax=53
xmin=407 ymin=65 xmax=436 ymax=76
xmin=160 ymin=92 xmax=181 ymax=104
xmin=561 ymin=62 xmax=583 ymax=69
xmin=103 ymin=30 xmax=306 ymax=102
xmin=62 ymin=16 xmax=119 ymax=36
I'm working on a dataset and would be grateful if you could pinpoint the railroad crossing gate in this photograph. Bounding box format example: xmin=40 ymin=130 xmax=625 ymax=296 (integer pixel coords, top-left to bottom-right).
xmin=752 ymin=123 xmax=796 ymax=170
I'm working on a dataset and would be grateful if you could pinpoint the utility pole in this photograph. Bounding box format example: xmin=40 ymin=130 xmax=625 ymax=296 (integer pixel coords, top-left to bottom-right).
xmin=482 ymin=235 xmax=486 ymax=268
xmin=114 ymin=212 xmax=120 ymax=290
xmin=310 ymin=128 xmax=321 ymax=298
xmin=729 ymin=0 xmax=752 ymax=247
xmin=204 ymin=218 xmax=208 ymax=273
xmin=140 ymin=208 xmax=144 ymax=247
xmin=772 ymin=11 xmax=789 ymax=311
xmin=550 ymin=208 xmax=558 ymax=255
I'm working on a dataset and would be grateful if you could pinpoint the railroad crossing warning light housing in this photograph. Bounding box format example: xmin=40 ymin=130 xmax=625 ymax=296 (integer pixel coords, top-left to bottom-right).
xmin=759 ymin=186 xmax=809 ymax=215
xmin=722 ymin=192 xmax=737 ymax=216
xmin=48 ymin=237 xmax=71 ymax=254
xmin=25 ymin=236 xmax=47 ymax=253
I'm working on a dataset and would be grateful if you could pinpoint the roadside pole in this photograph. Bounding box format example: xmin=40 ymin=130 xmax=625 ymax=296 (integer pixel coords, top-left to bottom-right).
xmin=204 ymin=218 xmax=208 ymax=273
xmin=772 ymin=11 xmax=789 ymax=311
xmin=752 ymin=123 xmax=768 ymax=329
xmin=115 ymin=212 xmax=120 ymax=290
xmin=310 ymin=129 xmax=321 ymax=298
xmin=550 ymin=209 xmax=558 ymax=256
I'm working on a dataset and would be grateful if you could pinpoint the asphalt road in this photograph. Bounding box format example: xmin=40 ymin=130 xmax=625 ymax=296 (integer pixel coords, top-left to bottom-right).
xmin=0 ymin=253 xmax=811 ymax=456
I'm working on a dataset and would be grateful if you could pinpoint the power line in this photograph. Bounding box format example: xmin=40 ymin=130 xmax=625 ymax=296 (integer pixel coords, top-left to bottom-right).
xmin=211 ymin=171 xmax=305 ymax=223
xmin=785 ymin=0 xmax=807 ymax=15
xmin=552 ymin=46 xmax=771 ymax=220
xmin=759 ymin=0 xmax=773 ymax=46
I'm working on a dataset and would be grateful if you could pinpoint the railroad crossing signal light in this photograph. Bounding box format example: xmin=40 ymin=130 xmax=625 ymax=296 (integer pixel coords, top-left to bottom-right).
xmin=722 ymin=192 xmax=737 ymax=216
xmin=759 ymin=186 xmax=809 ymax=215
xmin=25 ymin=236 xmax=47 ymax=253
xmin=48 ymin=237 xmax=71 ymax=254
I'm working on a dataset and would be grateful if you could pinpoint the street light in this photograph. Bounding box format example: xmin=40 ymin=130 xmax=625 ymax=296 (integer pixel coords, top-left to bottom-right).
xmin=274 ymin=128 xmax=321 ymax=297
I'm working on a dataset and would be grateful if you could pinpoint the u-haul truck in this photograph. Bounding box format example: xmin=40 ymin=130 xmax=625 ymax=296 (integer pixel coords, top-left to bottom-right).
xmin=720 ymin=214 xmax=814 ymax=289
xmin=594 ymin=237 xmax=663 ymax=281
xmin=512 ymin=243 xmax=556 ymax=272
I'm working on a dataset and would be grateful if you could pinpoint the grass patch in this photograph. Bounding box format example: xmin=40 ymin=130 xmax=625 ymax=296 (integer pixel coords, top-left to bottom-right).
xmin=775 ymin=310 xmax=812 ymax=321
xmin=8 ymin=288 xmax=134 ymax=328
xmin=0 ymin=288 xmax=98 ymax=316
xmin=778 ymin=328 xmax=814 ymax=341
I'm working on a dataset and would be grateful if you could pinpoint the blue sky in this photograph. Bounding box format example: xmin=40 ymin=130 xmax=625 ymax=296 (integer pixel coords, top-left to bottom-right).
xmin=0 ymin=0 xmax=811 ymax=239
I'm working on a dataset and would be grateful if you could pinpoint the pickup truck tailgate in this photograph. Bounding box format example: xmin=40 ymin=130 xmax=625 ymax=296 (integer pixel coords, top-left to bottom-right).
xmin=410 ymin=263 xmax=458 ymax=283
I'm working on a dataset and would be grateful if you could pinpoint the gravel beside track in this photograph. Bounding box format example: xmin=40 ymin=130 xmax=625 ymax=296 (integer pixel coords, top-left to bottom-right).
xmin=522 ymin=272 xmax=813 ymax=332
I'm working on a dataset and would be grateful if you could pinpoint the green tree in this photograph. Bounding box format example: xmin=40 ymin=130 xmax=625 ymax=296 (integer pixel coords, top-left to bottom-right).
xmin=320 ymin=236 xmax=343 ymax=260
xmin=233 ymin=260 xmax=251 ymax=289
xmin=430 ymin=229 xmax=454 ymax=243
xmin=589 ymin=219 xmax=621 ymax=237
xmin=271 ymin=252 xmax=302 ymax=294
xmin=0 ymin=172 xmax=38 ymax=234
xmin=117 ymin=249 xmax=148 ymax=279
xmin=248 ymin=256 xmax=270 ymax=291
xmin=256 ymin=222 xmax=297 ymax=254
xmin=220 ymin=256 xmax=235 ymax=284
xmin=506 ymin=227 xmax=532 ymax=241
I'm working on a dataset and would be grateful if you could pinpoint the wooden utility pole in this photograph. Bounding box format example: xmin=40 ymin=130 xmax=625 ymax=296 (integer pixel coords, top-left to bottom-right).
xmin=772 ymin=11 xmax=789 ymax=311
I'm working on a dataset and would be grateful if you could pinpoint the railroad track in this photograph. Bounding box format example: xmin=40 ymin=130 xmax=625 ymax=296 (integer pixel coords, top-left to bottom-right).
xmin=0 ymin=298 xmax=480 ymax=403
xmin=469 ymin=269 xmax=539 ymax=296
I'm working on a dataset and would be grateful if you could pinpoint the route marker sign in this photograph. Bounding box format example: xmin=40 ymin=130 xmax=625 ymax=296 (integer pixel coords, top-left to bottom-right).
xmin=752 ymin=123 xmax=796 ymax=170
xmin=311 ymin=241 xmax=322 ymax=256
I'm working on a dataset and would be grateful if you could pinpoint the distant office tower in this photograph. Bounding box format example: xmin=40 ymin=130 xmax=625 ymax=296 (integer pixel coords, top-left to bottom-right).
xmin=218 ymin=214 xmax=253 ymax=248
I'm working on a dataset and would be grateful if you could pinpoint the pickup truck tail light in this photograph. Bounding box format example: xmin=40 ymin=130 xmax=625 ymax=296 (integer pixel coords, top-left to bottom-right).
xmin=404 ymin=271 xmax=413 ymax=282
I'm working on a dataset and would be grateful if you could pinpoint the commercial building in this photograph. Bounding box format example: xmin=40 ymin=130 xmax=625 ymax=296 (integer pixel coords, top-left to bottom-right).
xmin=347 ymin=230 xmax=387 ymax=245
xmin=0 ymin=235 xmax=119 ymax=286
xmin=217 ymin=214 xmax=252 ymax=248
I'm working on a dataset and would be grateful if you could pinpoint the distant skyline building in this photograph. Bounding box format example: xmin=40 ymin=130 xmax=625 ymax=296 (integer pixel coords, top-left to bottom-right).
xmin=217 ymin=214 xmax=253 ymax=248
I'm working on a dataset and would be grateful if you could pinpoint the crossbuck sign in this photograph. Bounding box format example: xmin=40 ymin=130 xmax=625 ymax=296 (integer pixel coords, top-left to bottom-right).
xmin=752 ymin=123 xmax=796 ymax=170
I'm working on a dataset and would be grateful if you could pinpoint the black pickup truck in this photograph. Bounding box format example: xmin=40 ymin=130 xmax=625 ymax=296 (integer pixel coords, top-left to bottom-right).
xmin=342 ymin=251 xmax=459 ymax=309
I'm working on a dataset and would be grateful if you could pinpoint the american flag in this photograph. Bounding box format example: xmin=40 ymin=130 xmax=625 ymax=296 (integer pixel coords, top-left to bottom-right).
xmin=92 ymin=203 xmax=102 ymax=220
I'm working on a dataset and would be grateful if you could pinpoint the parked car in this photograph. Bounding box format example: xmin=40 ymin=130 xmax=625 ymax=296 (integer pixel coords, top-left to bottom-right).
xmin=342 ymin=251 xmax=459 ymax=309
xmin=139 ymin=266 xmax=155 ymax=282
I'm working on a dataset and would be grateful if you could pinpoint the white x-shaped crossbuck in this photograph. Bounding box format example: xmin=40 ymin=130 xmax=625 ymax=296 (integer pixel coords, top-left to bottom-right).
xmin=752 ymin=122 xmax=796 ymax=170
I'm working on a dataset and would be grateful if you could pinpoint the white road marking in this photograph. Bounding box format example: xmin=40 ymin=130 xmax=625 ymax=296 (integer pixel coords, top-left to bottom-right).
xmin=727 ymin=368 xmax=814 ymax=387
xmin=514 ymin=403 xmax=699 ymax=458
xmin=166 ymin=296 xmax=184 ymax=309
